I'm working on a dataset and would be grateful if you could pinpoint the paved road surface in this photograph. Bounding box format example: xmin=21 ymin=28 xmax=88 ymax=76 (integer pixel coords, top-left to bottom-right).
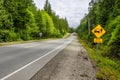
xmin=0 ymin=35 xmax=76 ymax=80
xmin=30 ymin=38 xmax=96 ymax=80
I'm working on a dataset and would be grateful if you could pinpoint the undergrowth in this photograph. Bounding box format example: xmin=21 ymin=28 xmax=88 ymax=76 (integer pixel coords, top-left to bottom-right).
xmin=79 ymin=39 xmax=120 ymax=80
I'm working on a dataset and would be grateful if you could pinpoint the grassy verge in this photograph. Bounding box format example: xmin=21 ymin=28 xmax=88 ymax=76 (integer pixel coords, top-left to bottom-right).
xmin=79 ymin=39 xmax=120 ymax=80
xmin=0 ymin=33 xmax=71 ymax=46
xmin=63 ymin=33 xmax=71 ymax=38
xmin=0 ymin=39 xmax=47 ymax=46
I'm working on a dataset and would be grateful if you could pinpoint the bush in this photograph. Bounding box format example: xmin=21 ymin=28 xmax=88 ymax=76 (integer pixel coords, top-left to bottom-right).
xmin=107 ymin=16 xmax=120 ymax=57
xmin=97 ymin=66 xmax=120 ymax=80
xmin=8 ymin=30 xmax=18 ymax=41
xmin=79 ymin=39 xmax=120 ymax=80
xmin=0 ymin=30 xmax=9 ymax=42
xmin=98 ymin=58 xmax=120 ymax=72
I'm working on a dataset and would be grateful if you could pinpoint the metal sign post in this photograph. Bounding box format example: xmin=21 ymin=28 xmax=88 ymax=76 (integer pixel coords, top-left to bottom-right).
xmin=92 ymin=24 xmax=106 ymax=62
xmin=39 ymin=32 xmax=42 ymax=38
xmin=96 ymin=43 xmax=99 ymax=62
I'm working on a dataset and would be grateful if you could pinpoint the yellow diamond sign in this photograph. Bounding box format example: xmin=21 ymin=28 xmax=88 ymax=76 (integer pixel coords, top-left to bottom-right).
xmin=92 ymin=24 xmax=106 ymax=38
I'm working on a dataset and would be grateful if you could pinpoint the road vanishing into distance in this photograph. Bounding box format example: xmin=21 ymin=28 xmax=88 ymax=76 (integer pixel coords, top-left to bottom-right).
xmin=0 ymin=35 xmax=76 ymax=80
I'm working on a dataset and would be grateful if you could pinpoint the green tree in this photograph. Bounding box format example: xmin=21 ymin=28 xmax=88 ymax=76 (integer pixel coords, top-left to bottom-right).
xmin=0 ymin=0 xmax=70 ymax=42
xmin=77 ymin=0 xmax=120 ymax=57
xmin=43 ymin=0 xmax=70 ymax=37
xmin=0 ymin=0 xmax=14 ymax=42
xmin=3 ymin=0 xmax=39 ymax=40
xmin=41 ymin=11 xmax=55 ymax=37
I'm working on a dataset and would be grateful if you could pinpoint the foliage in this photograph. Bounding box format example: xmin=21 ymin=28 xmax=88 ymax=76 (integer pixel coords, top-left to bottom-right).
xmin=69 ymin=27 xmax=75 ymax=33
xmin=0 ymin=0 xmax=70 ymax=42
xmin=97 ymin=66 xmax=120 ymax=80
xmin=77 ymin=0 xmax=120 ymax=79
xmin=40 ymin=11 xmax=55 ymax=37
xmin=107 ymin=16 xmax=120 ymax=57
xmin=0 ymin=0 xmax=13 ymax=42
xmin=76 ymin=0 xmax=120 ymax=58
xmin=79 ymin=39 xmax=120 ymax=80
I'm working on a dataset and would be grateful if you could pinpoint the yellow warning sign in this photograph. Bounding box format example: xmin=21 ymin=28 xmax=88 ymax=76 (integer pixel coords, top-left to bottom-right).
xmin=92 ymin=24 xmax=106 ymax=38
xmin=94 ymin=38 xmax=103 ymax=43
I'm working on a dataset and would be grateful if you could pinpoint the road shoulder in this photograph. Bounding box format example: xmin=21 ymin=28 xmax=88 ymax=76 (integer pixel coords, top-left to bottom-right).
xmin=30 ymin=39 xmax=96 ymax=80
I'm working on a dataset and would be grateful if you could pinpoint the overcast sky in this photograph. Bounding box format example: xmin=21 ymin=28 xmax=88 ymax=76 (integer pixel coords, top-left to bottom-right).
xmin=33 ymin=0 xmax=91 ymax=27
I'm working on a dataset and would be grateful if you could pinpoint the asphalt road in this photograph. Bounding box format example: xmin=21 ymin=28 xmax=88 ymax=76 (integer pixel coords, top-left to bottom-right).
xmin=30 ymin=38 xmax=96 ymax=80
xmin=0 ymin=35 xmax=76 ymax=80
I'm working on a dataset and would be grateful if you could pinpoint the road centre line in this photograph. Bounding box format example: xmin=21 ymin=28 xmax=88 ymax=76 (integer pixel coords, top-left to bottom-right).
xmin=0 ymin=40 xmax=71 ymax=80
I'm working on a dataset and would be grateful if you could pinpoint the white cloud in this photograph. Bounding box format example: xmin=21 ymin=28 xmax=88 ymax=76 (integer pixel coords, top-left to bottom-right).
xmin=33 ymin=0 xmax=91 ymax=27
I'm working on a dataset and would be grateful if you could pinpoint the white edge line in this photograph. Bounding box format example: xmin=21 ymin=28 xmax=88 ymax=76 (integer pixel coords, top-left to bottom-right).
xmin=25 ymin=44 xmax=41 ymax=48
xmin=0 ymin=40 xmax=72 ymax=80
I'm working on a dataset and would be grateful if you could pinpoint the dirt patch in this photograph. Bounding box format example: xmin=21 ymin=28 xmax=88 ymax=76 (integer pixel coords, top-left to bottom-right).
xmin=30 ymin=40 xmax=96 ymax=80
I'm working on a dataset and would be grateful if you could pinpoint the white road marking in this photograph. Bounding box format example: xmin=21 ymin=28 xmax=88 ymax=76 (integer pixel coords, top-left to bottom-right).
xmin=0 ymin=44 xmax=41 ymax=48
xmin=0 ymin=40 xmax=72 ymax=80
xmin=24 ymin=44 xmax=41 ymax=48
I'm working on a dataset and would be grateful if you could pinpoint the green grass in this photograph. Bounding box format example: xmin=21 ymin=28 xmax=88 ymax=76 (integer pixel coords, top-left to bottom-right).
xmin=79 ymin=39 xmax=120 ymax=80
xmin=0 ymin=40 xmax=43 ymax=46
xmin=63 ymin=33 xmax=70 ymax=38
xmin=0 ymin=33 xmax=71 ymax=46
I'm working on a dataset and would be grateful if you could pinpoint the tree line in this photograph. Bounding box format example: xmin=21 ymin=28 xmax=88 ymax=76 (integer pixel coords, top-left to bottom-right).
xmin=0 ymin=0 xmax=70 ymax=42
xmin=77 ymin=0 xmax=120 ymax=58
xmin=76 ymin=0 xmax=120 ymax=79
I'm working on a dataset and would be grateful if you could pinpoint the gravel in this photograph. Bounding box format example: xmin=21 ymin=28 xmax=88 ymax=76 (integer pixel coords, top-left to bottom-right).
xmin=30 ymin=39 xmax=96 ymax=80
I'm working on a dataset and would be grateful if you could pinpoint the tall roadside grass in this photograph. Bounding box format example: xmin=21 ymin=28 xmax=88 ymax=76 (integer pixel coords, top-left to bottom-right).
xmin=79 ymin=39 xmax=120 ymax=80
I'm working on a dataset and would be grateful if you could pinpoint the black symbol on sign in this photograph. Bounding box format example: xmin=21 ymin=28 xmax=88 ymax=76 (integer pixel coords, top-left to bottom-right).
xmin=94 ymin=29 xmax=102 ymax=33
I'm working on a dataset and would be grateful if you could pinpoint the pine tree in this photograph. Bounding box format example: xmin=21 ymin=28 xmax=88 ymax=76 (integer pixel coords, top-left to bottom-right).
xmin=44 ymin=0 xmax=49 ymax=12
xmin=44 ymin=0 xmax=52 ymax=15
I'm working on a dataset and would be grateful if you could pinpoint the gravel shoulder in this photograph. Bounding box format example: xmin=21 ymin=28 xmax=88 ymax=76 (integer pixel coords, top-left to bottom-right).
xmin=30 ymin=39 xmax=96 ymax=80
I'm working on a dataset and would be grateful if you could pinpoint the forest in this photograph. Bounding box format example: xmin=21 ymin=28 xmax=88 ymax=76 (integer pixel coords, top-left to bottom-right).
xmin=0 ymin=0 xmax=70 ymax=42
xmin=76 ymin=0 xmax=120 ymax=79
